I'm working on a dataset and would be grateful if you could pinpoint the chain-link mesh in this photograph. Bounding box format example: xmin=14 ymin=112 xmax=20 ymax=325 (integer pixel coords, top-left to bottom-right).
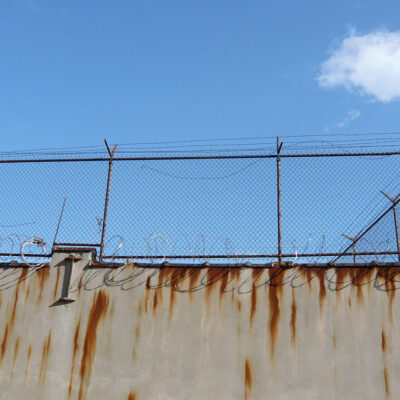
xmin=0 ymin=161 xmax=108 ymax=261
xmin=104 ymin=158 xmax=277 ymax=262
xmin=1 ymin=151 xmax=400 ymax=264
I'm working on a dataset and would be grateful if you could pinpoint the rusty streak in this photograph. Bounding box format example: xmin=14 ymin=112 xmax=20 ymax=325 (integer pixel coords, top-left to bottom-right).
xmin=144 ymin=276 xmax=151 ymax=313
xmin=10 ymin=287 xmax=19 ymax=329
xmin=153 ymin=290 xmax=158 ymax=314
xmin=381 ymin=267 xmax=399 ymax=321
xmin=78 ymin=290 xmax=109 ymax=400
xmin=245 ymin=358 xmax=252 ymax=400
xmin=1 ymin=324 xmax=9 ymax=362
xmin=168 ymin=268 xmax=187 ymax=318
xmin=268 ymin=266 xmax=284 ymax=360
xmin=69 ymin=319 xmax=81 ymax=399
xmin=25 ymin=285 xmax=30 ymax=303
xmin=12 ymin=337 xmax=20 ymax=368
xmin=17 ymin=267 xmax=28 ymax=287
xmin=24 ymin=345 xmax=32 ymax=384
xmin=188 ymin=268 xmax=202 ymax=295
xmin=220 ymin=270 xmax=230 ymax=307
xmin=127 ymin=392 xmax=137 ymax=400
xmin=36 ymin=267 xmax=50 ymax=302
xmin=39 ymin=332 xmax=52 ymax=384
xmin=290 ymin=288 xmax=296 ymax=346
xmin=250 ymin=269 xmax=263 ymax=326
xmin=334 ymin=268 xmax=350 ymax=291
xmin=384 ymin=366 xmax=390 ymax=398
xmin=382 ymin=330 xmax=386 ymax=353
xmin=250 ymin=283 xmax=257 ymax=326
xmin=204 ymin=268 xmax=230 ymax=304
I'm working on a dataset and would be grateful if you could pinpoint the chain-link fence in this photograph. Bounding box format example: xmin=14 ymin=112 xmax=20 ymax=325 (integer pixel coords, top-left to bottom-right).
xmin=1 ymin=147 xmax=400 ymax=264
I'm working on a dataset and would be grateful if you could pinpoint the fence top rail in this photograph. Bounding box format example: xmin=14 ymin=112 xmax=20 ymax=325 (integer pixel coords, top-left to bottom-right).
xmin=1 ymin=150 xmax=400 ymax=163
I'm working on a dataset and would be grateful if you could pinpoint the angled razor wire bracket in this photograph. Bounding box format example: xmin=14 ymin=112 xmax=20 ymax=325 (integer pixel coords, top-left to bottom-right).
xmin=380 ymin=190 xmax=400 ymax=262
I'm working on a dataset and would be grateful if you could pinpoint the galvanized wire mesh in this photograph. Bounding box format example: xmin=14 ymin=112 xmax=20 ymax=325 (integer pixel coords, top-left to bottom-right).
xmin=0 ymin=160 xmax=108 ymax=261
xmin=104 ymin=158 xmax=277 ymax=262
xmin=1 ymin=150 xmax=400 ymax=264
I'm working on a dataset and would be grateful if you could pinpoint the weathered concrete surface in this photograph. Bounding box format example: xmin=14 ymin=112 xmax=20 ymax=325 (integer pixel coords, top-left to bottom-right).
xmin=1 ymin=252 xmax=400 ymax=399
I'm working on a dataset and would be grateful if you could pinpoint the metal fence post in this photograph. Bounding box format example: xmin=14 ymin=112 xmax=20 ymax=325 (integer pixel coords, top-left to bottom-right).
xmin=276 ymin=137 xmax=283 ymax=263
xmin=100 ymin=139 xmax=118 ymax=261
xmin=341 ymin=234 xmax=359 ymax=263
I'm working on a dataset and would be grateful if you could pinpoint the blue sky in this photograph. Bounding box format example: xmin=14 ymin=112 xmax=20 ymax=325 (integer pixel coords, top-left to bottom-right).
xmin=2 ymin=1 xmax=400 ymax=262
xmin=1 ymin=0 xmax=400 ymax=151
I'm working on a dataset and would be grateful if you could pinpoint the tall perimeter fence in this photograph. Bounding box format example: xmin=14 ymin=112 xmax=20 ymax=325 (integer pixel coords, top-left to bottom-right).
xmin=1 ymin=138 xmax=400 ymax=264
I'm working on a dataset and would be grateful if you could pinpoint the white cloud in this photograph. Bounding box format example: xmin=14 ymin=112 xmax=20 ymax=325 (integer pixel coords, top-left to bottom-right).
xmin=337 ymin=110 xmax=361 ymax=128
xmin=318 ymin=29 xmax=400 ymax=102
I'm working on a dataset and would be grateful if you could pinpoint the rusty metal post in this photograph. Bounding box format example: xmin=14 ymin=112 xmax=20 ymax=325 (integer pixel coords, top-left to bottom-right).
xmin=100 ymin=139 xmax=118 ymax=261
xmin=341 ymin=233 xmax=359 ymax=263
xmin=276 ymin=137 xmax=283 ymax=263
xmin=393 ymin=206 xmax=400 ymax=262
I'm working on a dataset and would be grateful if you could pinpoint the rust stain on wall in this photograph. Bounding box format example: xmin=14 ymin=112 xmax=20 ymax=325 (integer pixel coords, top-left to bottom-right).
xmin=250 ymin=283 xmax=257 ymax=326
xmin=156 ymin=268 xmax=187 ymax=318
xmin=17 ymin=267 xmax=28 ymax=287
xmin=144 ymin=276 xmax=151 ymax=313
xmin=298 ymin=267 xmax=314 ymax=291
xmin=334 ymin=268 xmax=350 ymax=291
xmin=78 ymin=290 xmax=109 ymax=400
xmin=290 ymin=288 xmax=296 ymax=346
xmin=25 ymin=285 xmax=30 ymax=303
xmin=153 ymin=290 xmax=158 ymax=314
xmin=381 ymin=268 xmax=400 ymax=321
xmin=1 ymin=324 xmax=9 ymax=362
xmin=349 ymin=268 xmax=372 ymax=305
xmin=10 ymin=287 xmax=19 ymax=329
xmin=12 ymin=336 xmax=20 ymax=368
xmin=69 ymin=319 xmax=81 ymax=399
xmin=188 ymin=268 xmax=202 ymax=296
xmin=315 ymin=269 xmax=326 ymax=306
xmin=24 ymin=345 xmax=32 ymax=384
xmin=35 ymin=267 xmax=50 ymax=302
xmin=127 ymin=392 xmax=137 ymax=400
xmin=168 ymin=268 xmax=187 ymax=318
xmin=268 ymin=266 xmax=285 ymax=360
xmin=219 ymin=271 xmax=230 ymax=307
xmin=205 ymin=268 xmax=230 ymax=304
xmin=250 ymin=269 xmax=264 ymax=326
xmin=384 ymin=366 xmax=390 ymax=398
xmin=39 ymin=331 xmax=52 ymax=384
xmin=298 ymin=267 xmax=326 ymax=307
xmin=245 ymin=358 xmax=252 ymax=400
xmin=382 ymin=329 xmax=386 ymax=353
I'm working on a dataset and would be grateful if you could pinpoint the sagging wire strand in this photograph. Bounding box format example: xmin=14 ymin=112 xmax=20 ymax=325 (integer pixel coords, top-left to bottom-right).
xmin=140 ymin=159 xmax=262 ymax=180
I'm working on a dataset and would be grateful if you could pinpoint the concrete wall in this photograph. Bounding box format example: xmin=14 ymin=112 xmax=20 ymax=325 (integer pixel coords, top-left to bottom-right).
xmin=0 ymin=250 xmax=399 ymax=399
